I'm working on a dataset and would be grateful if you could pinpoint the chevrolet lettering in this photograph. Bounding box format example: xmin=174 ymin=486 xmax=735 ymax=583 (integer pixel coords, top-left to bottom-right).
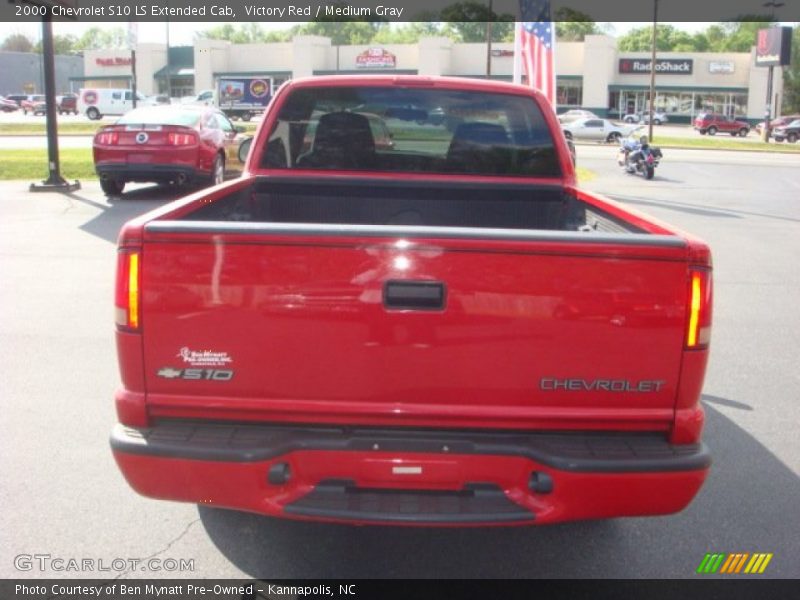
xmin=540 ymin=378 xmax=667 ymax=392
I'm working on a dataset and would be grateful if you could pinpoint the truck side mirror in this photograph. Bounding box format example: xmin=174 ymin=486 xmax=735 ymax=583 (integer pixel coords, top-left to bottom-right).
xmin=238 ymin=137 xmax=253 ymax=164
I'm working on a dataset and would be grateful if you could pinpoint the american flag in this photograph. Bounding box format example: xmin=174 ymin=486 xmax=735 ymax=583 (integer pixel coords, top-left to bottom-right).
xmin=516 ymin=0 xmax=556 ymax=106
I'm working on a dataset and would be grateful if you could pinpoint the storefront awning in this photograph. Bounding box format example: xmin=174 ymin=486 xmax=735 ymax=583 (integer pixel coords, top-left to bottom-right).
xmin=154 ymin=65 xmax=195 ymax=79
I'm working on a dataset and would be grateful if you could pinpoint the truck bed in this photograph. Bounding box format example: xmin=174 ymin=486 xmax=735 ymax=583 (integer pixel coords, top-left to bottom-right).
xmin=126 ymin=175 xmax=695 ymax=433
xmin=181 ymin=177 xmax=638 ymax=234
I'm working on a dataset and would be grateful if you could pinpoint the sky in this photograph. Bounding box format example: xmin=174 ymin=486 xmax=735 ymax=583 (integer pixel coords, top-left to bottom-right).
xmin=0 ymin=21 xmax=725 ymax=46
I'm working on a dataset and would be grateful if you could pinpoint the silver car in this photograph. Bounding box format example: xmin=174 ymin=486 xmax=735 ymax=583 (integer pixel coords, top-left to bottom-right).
xmin=623 ymin=111 xmax=669 ymax=125
xmin=562 ymin=118 xmax=640 ymax=143
xmin=558 ymin=109 xmax=599 ymax=124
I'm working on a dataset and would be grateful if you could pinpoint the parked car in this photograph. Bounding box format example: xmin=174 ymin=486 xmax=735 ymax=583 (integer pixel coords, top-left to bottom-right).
xmin=562 ymin=117 xmax=639 ymax=142
xmin=57 ymin=93 xmax=78 ymax=115
xmin=754 ymin=114 xmax=800 ymax=138
xmin=693 ymin=113 xmax=750 ymax=137
xmin=557 ymin=109 xmax=598 ymax=124
xmin=0 ymin=95 xmax=19 ymax=112
xmin=141 ymin=94 xmax=171 ymax=107
xmin=20 ymin=95 xmax=45 ymax=115
xmin=772 ymin=119 xmax=800 ymax=143
xmin=93 ymin=105 xmax=247 ymax=196
xmin=78 ymin=88 xmax=149 ymax=120
xmin=181 ymin=89 xmax=215 ymax=106
xmin=110 ymin=76 xmax=713 ymax=526
xmin=5 ymin=93 xmax=28 ymax=106
xmin=623 ymin=111 xmax=669 ymax=125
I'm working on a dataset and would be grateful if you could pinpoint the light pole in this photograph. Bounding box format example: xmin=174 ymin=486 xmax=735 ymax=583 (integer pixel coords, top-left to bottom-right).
xmin=648 ymin=0 xmax=658 ymax=143
xmin=763 ymin=0 xmax=784 ymax=17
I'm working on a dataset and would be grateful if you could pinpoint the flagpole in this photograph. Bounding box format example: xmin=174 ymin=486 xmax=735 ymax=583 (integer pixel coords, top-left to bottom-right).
xmin=513 ymin=22 xmax=522 ymax=85
xmin=550 ymin=23 xmax=557 ymax=111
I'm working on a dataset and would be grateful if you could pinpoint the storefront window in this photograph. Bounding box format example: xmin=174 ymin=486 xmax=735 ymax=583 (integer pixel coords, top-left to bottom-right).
xmin=730 ymin=93 xmax=747 ymax=117
xmin=694 ymin=93 xmax=748 ymax=117
xmin=557 ymin=80 xmax=582 ymax=107
xmin=272 ymin=77 xmax=291 ymax=94
xmin=609 ymin=89 xmax=748 ymax=121
xmin=608 ymin=91 xmax=620 ymax=117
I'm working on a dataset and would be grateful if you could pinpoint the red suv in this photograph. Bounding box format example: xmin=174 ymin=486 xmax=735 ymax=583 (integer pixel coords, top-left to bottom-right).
xmin=58 ymin=94 xmax=78 ymax=115
xmin=693 ymin=113 xmax=750 ymax=137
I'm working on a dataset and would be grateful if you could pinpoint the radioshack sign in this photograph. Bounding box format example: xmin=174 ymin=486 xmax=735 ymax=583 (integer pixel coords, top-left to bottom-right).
xmin=619 ymin=58 xmax=693 ymax=75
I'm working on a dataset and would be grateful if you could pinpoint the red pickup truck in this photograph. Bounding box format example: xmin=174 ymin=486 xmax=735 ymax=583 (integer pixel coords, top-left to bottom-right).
xmin=111 ymin=76 xmax=713 ymax=526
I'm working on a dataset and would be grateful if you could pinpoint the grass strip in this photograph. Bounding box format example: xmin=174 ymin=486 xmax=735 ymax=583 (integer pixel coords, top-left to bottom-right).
xmin=0 ymin=148 xmax=95 ymax=180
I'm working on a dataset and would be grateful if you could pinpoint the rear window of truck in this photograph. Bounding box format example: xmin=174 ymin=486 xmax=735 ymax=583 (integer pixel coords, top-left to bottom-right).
xmin=261 ymin=86 xmax=561 ymax=178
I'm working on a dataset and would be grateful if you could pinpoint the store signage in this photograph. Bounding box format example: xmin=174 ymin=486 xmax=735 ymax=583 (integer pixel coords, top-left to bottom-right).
xmin=618 ymin=58 xmax=693 ymax=75
xmin=708 ymin=61 xmax=735 ymax=74
xmin=490 ymin=49 xmax=514 ymax=58
xmin=356 ymin=48 xmax=396 ymax=69
xmin=755 ymin=27 xmax=792 ymax=67
xmin=95 ymin=57 xmax=132 ymax=67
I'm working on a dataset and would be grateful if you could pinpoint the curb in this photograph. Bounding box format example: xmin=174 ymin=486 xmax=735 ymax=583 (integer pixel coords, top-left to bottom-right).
xmin=572 ymin=140 xmax=800 ymax=155
xmin=0 ymin=133 xmax=95 ymax=137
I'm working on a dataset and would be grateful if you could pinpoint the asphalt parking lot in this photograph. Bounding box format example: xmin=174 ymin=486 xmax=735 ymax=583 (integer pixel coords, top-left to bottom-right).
xmin=1 ymin=144 xmax=799 ymax=579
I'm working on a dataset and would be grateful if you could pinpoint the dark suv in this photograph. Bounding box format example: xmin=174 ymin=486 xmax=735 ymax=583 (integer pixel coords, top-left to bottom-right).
xmin=755 ymin=114 xmax=800 ymax=138
xmin=772 ymin=119 xmax=800 ymax=143
xmin=693 ymin=113 xmax=750 ymax=137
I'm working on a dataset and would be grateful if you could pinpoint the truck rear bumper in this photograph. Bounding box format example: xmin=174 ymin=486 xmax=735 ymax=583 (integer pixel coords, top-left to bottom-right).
xmin=111 ymin=422 xmax=710 ymax=526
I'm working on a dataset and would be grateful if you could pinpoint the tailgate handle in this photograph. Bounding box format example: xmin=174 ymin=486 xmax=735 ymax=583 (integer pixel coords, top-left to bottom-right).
xmin=384 ymin=281 xmax=446 ymax=311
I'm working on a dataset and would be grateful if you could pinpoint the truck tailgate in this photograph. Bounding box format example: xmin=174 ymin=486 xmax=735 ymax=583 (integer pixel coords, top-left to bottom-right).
xmin=139 ymin=223 xmax=690 ymax=431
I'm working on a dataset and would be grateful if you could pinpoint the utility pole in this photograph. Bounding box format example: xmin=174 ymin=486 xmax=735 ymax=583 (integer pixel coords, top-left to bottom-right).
xmin=165 ymin=19 xmax=172 ymax=100
xmin=131 ymin=50 xmax=137 ymax=109
xmin=486 ymin=0 xmax=493 ymax=77
xmin=30 ymin=13 xmax=79 ymax=193
xmin=648 ymin=0 xmax=658 ymax=143
xmin=129 ymin=23 xmax=138 ymax=109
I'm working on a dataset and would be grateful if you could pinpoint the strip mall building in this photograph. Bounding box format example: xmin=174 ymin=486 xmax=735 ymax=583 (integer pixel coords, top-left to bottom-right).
xmin=75 ymin=34 xmax=783 ymax=124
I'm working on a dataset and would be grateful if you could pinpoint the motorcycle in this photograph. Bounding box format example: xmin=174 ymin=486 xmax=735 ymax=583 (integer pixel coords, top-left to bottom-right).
xmin=617 ymin=135 xmax=662 ymax=180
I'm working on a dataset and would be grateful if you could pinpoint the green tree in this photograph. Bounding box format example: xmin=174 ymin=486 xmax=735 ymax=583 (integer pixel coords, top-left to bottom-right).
xmin=295 ymin=21 xmax=383 ymax=45
xmin=705 ymin=18 xmax=775 ymax=52
xmin=440 ymin=2 xmax=514 ymax=43
xmin=74 ymin=27 xmax=127 ymax=51
xmin=34 ymin=34 xmax=78 ymax=55
xmin=198 ymin=24 xmax=278 ymax=44
xmin=371 ymin=22 xmax=447 ymax=45
xmin=781 ymin=26 xmax=800 ymax=113
xmin=1 ymin=33 xmax=35 ymax=53
xmin=554 ymin=9 xmax=599 ymax=41
xmin=617 ymin=25 xmax=704 ymax=52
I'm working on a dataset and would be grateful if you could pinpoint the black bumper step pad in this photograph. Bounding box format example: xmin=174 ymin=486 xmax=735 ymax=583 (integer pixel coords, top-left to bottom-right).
xmin=284 ymin=480 xmax=535 ymax=524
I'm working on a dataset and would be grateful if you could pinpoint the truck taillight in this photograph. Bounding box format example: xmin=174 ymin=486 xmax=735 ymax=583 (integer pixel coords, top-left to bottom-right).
xmin=168 ymin=132 xmax=196 ymax=145
xmin=686 ymin=268 xmax=712 ymax=349
xmin=97 ymin=131 xmax=118 ymax=145
xmin=115 ymin=249 xmax=141 ymax=331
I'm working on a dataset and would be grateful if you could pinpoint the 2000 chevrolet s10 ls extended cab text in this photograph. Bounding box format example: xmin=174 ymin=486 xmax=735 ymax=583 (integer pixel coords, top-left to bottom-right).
xmin=110 ymin=76 xmax=713 ymax=526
